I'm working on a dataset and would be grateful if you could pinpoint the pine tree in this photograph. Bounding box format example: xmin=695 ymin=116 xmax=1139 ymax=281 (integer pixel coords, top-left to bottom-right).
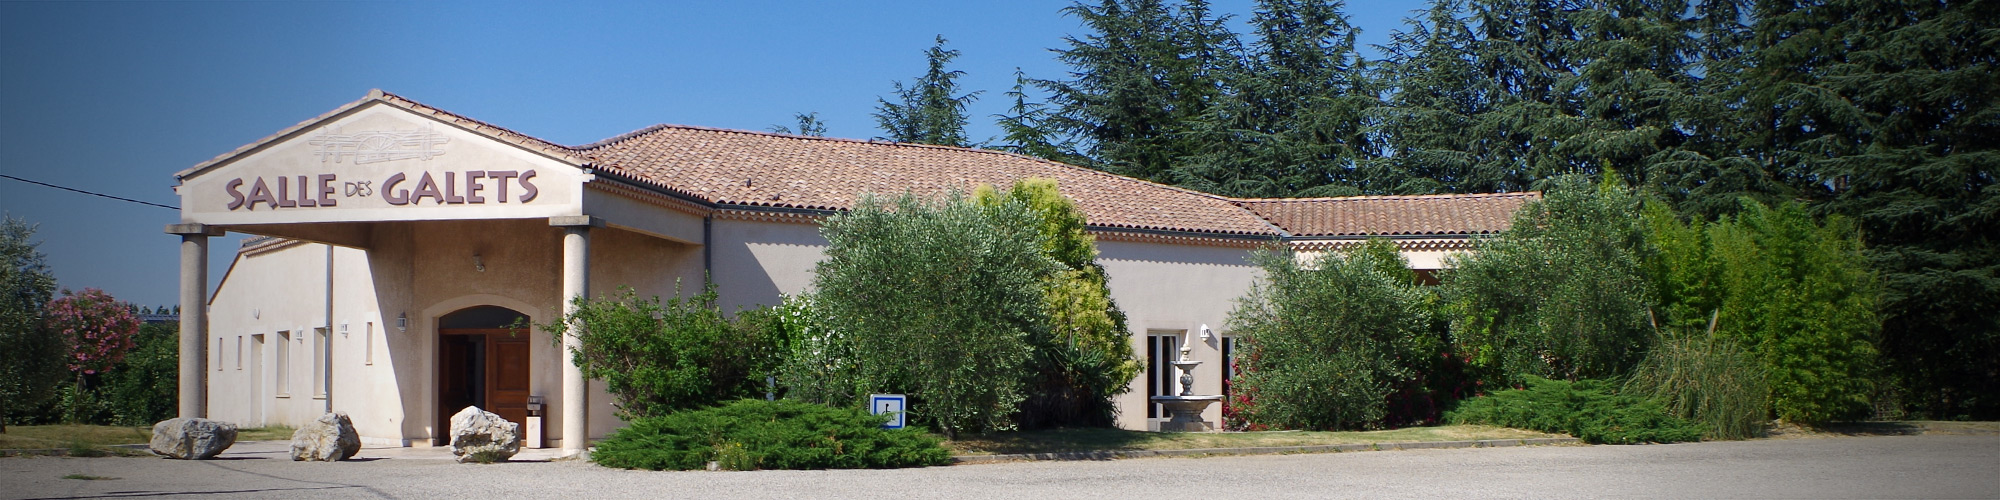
xmin=1183 ymin=0 xmax=1381 ymax=198
xmin=1374 ymin=0 xmax=1495 ymax=194
xmin=874 ymin=35 xmax=981 ymax=147
xmin=1740 ymin=0 xmax=2000 ymax=418
xmin=993 ymin=69 xmax=1088 ymax=165
xmin=1042 ymin=0 xmax=1240 ymax=181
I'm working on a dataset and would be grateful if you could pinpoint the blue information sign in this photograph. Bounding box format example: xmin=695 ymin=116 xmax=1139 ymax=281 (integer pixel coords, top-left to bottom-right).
xmin=869 ymin=394 xmax=907 ymax=430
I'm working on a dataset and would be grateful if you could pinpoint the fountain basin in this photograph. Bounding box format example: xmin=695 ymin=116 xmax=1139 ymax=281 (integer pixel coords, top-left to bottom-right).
xmin=1150 ymin=395 xmax=1224 ymax=432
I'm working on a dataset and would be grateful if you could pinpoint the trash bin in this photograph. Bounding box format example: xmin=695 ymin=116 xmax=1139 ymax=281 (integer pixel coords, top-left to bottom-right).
xmin=524 ymin=396 xmax=545 ymax=449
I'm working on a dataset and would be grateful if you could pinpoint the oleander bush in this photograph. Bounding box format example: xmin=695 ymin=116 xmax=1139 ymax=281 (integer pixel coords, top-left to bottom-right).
xmin=1447 ymin=376 xmax=1702 ymax=444
xmin=590 ymin=399 xmax=951 ymax=471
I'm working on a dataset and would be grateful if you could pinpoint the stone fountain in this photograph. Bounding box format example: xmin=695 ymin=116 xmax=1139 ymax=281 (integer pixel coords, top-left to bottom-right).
xmin=1148 ymin=335 xmax=1224 ymax=432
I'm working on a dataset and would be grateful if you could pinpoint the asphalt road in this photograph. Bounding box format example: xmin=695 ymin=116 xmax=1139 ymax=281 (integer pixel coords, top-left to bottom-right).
xmin=4 ymin=434 xmax=1997 ymax=499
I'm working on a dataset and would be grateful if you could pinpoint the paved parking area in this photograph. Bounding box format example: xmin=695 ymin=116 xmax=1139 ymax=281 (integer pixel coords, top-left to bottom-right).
xmin=3 ymin=434 xmax=1997 ymax=499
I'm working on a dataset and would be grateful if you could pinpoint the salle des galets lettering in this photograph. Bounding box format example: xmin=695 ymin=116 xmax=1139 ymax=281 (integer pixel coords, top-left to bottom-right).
xmin=224 ymin=170 xmax=538 ymax=210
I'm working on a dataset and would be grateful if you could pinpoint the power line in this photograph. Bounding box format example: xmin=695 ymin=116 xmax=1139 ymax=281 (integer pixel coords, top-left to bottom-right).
xmin=0 ymin=174 xmax=178 ymax=210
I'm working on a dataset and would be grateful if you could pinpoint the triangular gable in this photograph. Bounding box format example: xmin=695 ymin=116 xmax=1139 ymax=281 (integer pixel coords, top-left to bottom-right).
xmin=176 ymin=91 xmax=588 ymax=226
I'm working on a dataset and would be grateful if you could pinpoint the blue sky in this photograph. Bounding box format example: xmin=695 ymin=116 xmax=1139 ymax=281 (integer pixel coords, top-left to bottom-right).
xmin=0 ymin=0 xmax=1419 ymax=308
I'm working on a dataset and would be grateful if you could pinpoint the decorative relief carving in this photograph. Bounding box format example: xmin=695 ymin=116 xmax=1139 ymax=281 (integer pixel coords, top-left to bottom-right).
xmin=309 ymin=123 xmax=449 ymax=165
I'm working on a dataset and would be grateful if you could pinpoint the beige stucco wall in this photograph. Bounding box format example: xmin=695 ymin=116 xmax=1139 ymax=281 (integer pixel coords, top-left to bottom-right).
xmin=1292 ymin=239 xmax=1470 ymax=271
xmin=707 ymin=219 xmax=1267 ymax=431
xmin=707 ymin=217 xmax=828 ymax=311
xmin=1096 ymin=238 xmax=1263 ymax=430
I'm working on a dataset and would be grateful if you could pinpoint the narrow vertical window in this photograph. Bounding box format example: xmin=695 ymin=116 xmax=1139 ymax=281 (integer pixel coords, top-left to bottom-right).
xmin=1145 ymin=331 xmax=1182 ymax=419
xmin=312 ymin=327 xmax=328 ymax=398
xmin=364 ymin=322 xmax=375 ymax=366
xmin=236 ymin=336 xmax=244 ymax=370
xmin=216 ymin=337 xmax=224 ymax=371
xmin=276 ymin=331 xmax=291 ymax=396
xmin=1221 ymin=335 xmax=1238 ymax=404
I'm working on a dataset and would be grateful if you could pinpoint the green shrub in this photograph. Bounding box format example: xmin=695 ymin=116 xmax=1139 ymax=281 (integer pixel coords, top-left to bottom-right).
xmin=0 ymin=216 xmax=63 ymax=431
xmin=1624 ymin=329 xmax=1769 ymax=440
xmin=591 ymin=399 xmax=952 ymax=471
xmin=1643 ymin=200 xmax=1880 ymax=424
xmin=809 ymin=192 xmax=1057 ymax=438
xmin=546 ymin=283 xmax=783 ymax=420
xmin=99 ymin=321 xmax=178 ymax=425
xmin=1448 ymin=376 xmax=1702 ymax=444
xmin=975 ymin=179 xmax=1139 ymax=429
xmin=1227 ymin=240 xmax=1443 ymax=430
xmin=770 ymin=295 xmax=861 ymax=407
xmin=1443 ymin=175 xmax=1655 ymax=383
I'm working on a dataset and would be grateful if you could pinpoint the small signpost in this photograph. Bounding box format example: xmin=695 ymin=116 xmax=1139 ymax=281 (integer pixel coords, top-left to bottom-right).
xmin=870 ymin=394 xmax=907 ymax=430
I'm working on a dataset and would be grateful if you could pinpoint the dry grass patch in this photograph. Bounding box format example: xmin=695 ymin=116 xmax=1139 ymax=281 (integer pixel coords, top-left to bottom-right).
xmin=945 ymin=425 xmax=1562 ymax=456
xmin=0 ymin=425 xmax=150 ymax=450
xmin=238 ymin=425 xmax=296 ymax=442
xmin=2 ymin=424 xmax=292 ymax=457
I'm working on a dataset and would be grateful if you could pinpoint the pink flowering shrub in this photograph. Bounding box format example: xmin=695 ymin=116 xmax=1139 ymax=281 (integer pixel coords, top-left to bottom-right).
xmin=45 ymin=288 xmax=139 ymax=376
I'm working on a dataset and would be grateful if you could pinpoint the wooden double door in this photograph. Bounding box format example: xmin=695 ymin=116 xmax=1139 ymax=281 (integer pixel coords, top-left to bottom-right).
xmin=436 ymin=328 xmax=530 ymax=445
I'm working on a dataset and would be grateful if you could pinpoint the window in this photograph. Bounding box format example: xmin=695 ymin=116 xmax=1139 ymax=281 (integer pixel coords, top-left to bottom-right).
xmin=236 ymin=336 xmax=244 ymax=370
xmin=1221 ymin=335 xmax=1240 ymax=404
xmin=364 ymin=322 xmax=374 ymax=366
xmin=276 ymin=331 xmax=291 ymax=397
xmin=1145 ymin=331 xmax=1183 ymax=419
xmin=312 ymin=327 xmax=328 ymax=398
xmin=215 ymin=337 xmax=223 ymax=371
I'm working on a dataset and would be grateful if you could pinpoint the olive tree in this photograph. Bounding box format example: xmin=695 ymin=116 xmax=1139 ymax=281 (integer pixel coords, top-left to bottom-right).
xmin=809 ymin=192 xmax=1057 ymax=438
xmin=1443 ymin=174 xmax=1655 ymax=382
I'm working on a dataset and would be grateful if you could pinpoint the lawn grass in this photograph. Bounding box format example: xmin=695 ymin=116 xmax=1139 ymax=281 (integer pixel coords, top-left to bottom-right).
xmin=943 ymin=425 xmax=1563 ymax=456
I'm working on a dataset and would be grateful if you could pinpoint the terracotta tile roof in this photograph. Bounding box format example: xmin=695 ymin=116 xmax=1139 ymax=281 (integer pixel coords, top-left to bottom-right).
xmin=577 ymin=124 xmax=1282 ymax=235
xmin=1233 ymin=192 xmax=1541 ymax=237
xmin=194 ymin=91 xmax=1538 ymax=239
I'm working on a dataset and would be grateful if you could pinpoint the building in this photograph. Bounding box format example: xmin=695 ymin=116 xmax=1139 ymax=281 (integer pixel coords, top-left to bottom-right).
xmin=167 ymin=90 xmax=1533 ymax=452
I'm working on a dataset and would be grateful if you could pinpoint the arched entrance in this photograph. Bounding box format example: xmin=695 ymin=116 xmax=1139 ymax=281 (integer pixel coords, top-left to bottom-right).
xmin=435 ymin=305 xmax=531 ymax=446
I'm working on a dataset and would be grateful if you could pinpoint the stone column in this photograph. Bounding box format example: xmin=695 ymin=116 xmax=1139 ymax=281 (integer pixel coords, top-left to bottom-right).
xmin=166 ymin=223 xmax=224 ymax=419
xmin=550 ymin=216 xmax=600 ymax=454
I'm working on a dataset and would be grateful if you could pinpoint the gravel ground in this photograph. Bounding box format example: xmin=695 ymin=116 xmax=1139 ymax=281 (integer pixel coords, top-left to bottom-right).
xmin=3 ymin=434 xmax=1997 ymax=499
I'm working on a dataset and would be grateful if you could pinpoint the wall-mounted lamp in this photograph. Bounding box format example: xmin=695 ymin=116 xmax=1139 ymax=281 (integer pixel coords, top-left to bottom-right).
xmin=339 ymin=322 xmax=349 ymax=337
xmin=396 ymin=312 xmax=408 ymax=333
xmin=1199 ymin=324 xmax=1213 ymax=341
xmin=252 ymin=308 xmax=260 ymax=319
xmin=474 ymin=253 xmax=485 ymax=272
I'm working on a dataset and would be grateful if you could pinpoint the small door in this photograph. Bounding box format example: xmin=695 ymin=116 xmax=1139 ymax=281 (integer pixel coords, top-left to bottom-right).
xmin=435 ymin=306 xmax=532 ymax=446
xmin=487 ymin=337 xmax=531 ymax=425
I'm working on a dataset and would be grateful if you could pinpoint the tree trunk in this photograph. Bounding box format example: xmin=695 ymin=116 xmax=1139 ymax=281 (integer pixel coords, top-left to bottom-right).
xmin=68 ymin=372 xmax=82 ymax=424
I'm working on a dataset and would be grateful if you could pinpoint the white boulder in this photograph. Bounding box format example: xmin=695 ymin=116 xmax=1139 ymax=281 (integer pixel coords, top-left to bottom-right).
xmin=149 ymin=418 xmax=238 ymax=459
xmin=289 ymin=412 xmax=362 ymax=461
xmin=449 ymin=406 xmax=521 ymax=463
